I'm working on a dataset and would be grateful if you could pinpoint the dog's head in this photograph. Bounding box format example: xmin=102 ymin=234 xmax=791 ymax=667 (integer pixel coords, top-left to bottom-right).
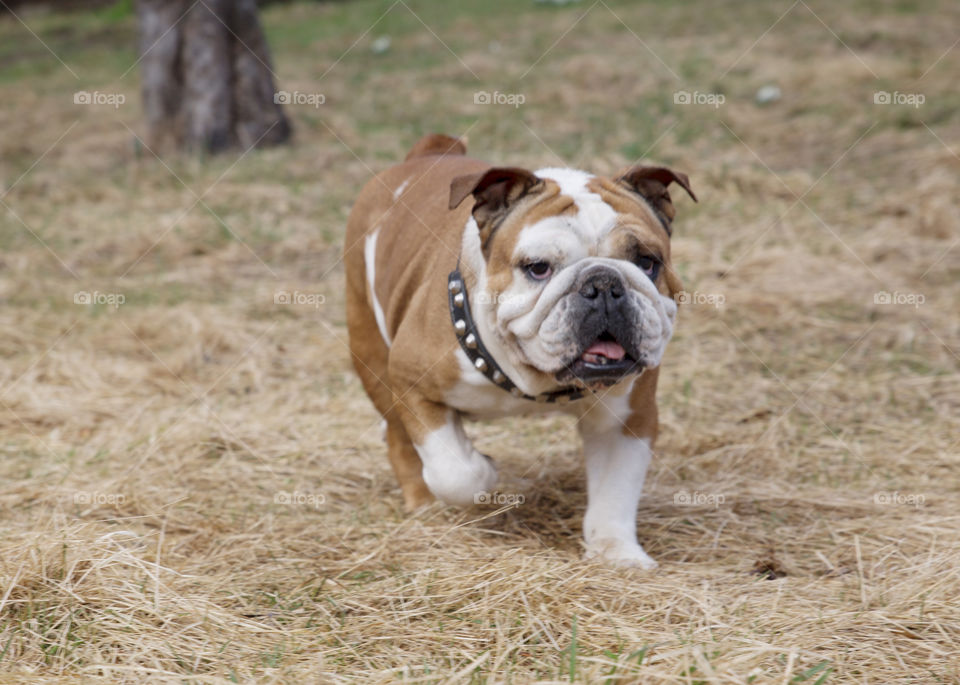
xmin=450 ymin=164 xmax=696 ymax=391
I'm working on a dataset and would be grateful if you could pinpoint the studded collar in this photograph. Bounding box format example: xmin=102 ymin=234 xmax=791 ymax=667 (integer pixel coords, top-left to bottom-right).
xmin=447 ymin=268 xmax=586 ymax=403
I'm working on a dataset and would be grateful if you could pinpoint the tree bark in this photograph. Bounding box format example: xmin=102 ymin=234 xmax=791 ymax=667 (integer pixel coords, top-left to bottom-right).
xmin=137 ymin=0 xmax=291 ymax=153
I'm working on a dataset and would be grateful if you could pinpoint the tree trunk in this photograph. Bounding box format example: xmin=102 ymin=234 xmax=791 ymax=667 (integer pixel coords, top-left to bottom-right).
xmin=137 ymin=0 xmax=292 ymax=153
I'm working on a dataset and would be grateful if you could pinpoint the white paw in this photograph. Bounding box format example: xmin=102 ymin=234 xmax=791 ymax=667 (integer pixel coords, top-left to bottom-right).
xmin=422 ymin=450 xmax=498 ymax=507
xmin=584 ymin=538 xmax=658 ymax=569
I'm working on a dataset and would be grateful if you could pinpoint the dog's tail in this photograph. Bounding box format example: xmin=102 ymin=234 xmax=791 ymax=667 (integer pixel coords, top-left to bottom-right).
xmin=404 ymin=133 xmax=468 ymax=161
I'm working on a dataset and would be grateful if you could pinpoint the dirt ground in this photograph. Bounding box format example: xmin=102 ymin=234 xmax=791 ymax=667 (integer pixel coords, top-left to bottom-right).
xmin=1 ymin=0 xmax=958 ymax=682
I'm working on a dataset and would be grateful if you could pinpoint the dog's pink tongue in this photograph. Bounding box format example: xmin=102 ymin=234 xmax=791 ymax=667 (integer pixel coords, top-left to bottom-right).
xmin=583 ymin=340 xmax=626 ymax=361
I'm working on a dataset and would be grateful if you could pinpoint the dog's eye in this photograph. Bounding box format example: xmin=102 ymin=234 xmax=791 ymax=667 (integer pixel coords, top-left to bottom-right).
xmin=635 ymin=255 xmax=660 ymax=280
xmin=524 ymin=261 xmax=552 ymax=281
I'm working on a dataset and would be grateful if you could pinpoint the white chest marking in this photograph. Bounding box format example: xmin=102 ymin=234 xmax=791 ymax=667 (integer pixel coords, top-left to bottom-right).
xmin=444 ymin=348 xmax=564 ymax=419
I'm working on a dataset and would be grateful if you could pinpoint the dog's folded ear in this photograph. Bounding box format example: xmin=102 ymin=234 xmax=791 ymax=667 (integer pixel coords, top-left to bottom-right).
xmin=449 ymin=166 xmax=542 ymax=212
xmin=449 ymin=167 xmax=543 ymax=250
xmin=617 ymin=166 xmax=697 ymax=233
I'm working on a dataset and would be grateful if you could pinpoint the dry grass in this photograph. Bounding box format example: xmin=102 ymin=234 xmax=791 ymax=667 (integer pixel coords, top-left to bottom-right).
xmin=1 ymin=0 xmax=959 ymax=682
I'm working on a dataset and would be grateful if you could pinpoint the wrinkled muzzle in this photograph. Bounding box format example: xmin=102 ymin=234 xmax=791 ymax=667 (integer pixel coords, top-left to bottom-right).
xmin=506 ymin=259 xmax=677 ymax=387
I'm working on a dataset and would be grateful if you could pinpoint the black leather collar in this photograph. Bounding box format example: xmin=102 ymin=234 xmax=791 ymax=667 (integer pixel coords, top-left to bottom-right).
xmin=447 ymin=268 xmax=586 ymax=403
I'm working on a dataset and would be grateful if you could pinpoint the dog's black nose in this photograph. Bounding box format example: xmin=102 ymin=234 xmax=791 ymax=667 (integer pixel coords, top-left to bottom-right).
xmin=579 ymin=270 xmax=625 ymax=301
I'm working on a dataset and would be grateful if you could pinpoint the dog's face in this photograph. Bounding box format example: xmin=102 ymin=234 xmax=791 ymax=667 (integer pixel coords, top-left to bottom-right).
xmin=450 ymin=165 xmax=696 ymax=389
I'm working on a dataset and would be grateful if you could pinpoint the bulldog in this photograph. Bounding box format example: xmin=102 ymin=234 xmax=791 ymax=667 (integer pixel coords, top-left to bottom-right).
xmin=344 ymin=134 xmax=695 ymax=567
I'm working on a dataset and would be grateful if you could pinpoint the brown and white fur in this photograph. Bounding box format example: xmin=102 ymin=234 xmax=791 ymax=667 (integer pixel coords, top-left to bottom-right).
xmin=344 ymin=134 xmax=695 ymax=567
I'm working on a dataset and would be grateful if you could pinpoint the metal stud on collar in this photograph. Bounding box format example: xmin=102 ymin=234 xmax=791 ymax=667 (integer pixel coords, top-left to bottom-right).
xmin=447 ymin=268 xmax=585 ymax=403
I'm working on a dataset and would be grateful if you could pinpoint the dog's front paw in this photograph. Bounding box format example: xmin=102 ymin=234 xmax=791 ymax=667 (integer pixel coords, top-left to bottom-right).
xmin=584 ymin=538 xmax=658 ymax=569
xmin=422 ymin=448 xmax=498 ymax=507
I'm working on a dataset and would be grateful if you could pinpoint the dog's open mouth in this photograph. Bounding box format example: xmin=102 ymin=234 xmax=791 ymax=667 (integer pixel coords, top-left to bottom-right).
xmin=555 ymin=331 xmax=643 ymax=387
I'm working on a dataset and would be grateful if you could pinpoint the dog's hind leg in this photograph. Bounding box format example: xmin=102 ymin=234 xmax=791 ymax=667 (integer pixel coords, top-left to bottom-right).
xmin=345 ymin=244 xmax=433 ymax=511
xmin=385 ymin=418 xmax=434 ymax=511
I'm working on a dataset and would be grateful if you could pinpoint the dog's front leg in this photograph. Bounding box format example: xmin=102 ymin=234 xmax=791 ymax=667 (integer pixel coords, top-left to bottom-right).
xmin=399 ymin=396 xmax=498 ymax=507
xmin=577 ymin=383 xmax=659 ymax=569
